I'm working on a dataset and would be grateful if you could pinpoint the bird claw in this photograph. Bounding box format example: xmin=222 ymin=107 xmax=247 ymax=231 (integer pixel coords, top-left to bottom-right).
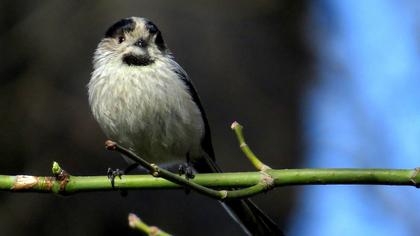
xmin=178 ymin=163 xmax=195 ymax=195
xmin=107 ymin=167 xmax=124 ymax=188
xmin=178 ymin=164 xmax=195 ymax=180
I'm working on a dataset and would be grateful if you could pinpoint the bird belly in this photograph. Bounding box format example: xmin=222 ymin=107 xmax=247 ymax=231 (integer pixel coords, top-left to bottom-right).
xmin=89 ymin=65 xmax=204 ymax=164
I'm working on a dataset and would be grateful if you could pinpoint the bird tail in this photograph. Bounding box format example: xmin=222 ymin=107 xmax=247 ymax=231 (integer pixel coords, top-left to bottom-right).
xmin=193 ymin=158 xmax=284 ymax=236
xmin=222 ymin=198 xmax=284 ymax=236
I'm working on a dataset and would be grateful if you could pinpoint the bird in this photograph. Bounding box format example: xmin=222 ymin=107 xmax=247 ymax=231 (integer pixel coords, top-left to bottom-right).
xmin=88 ymin=16 xmax=283 ymax=236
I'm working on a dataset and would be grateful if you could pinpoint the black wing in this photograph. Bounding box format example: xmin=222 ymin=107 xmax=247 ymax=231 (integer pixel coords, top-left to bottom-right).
xmin=173 ymin=67 xmax=215 ymax=161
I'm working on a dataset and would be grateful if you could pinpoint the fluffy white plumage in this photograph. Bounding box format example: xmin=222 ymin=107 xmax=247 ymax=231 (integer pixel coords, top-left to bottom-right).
xmin=88 ymin=18 xmax=204 ymax=164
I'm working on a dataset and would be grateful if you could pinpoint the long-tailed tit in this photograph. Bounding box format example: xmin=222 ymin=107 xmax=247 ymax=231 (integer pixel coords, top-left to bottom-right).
xmin=88 ymin=17 xmax=283 ymax=236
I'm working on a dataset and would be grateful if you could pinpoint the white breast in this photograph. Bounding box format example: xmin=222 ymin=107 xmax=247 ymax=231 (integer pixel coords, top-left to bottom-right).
xmin=88 ymin=58 xmax=204 ymax=164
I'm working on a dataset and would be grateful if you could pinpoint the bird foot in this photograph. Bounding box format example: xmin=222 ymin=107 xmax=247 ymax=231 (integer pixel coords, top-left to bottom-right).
xmin=178 ymin=163 xmax=195 ymax=195
xmin=178 ymin=163 xmax=195 ymax=180
xmin=107 ymin=167 xmax=124 ymax=188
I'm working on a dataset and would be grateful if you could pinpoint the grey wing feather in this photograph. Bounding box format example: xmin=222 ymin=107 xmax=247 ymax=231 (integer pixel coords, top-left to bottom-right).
xmin=172 ymin=66 xmax=216 ymax=163
xmin=172 ymin=64 xmax=284 ymax=235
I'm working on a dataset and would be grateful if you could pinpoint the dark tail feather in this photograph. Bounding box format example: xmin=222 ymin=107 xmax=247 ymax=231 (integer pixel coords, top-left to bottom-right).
xmin=223 ymin=198 xmax=284 ymax=236
xmin=193 ymin=158 xmax=284 ymax=236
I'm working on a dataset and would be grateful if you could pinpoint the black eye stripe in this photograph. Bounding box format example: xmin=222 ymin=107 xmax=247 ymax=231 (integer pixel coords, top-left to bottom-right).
xmin=105 ymin=18 xmax=135 ymax=38
xmin=145 ymin=21 xmax=158 ymax=34
xmin=154 ymin=31 xmax=166 ymax=51
xmin=144 ymin=20 xmax=166 ymax=52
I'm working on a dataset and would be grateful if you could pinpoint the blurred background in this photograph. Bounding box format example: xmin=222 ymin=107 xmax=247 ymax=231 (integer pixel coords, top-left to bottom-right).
xmin=0 ymin=0 xmax=419 ymax=235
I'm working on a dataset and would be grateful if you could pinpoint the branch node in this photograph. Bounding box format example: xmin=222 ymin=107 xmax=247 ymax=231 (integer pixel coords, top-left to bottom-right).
xmin=150 ymin=164 xmax=160 ymax=177
xmin=260 ymin=171 xmax=275 ymax=190
xmin=51 ymin=162 xmax=62 ymax=175
xmin=260 ymin=164 xmax=272 ymax=171
xmin=12 ymin=175 xmax=38 ymax=190
xmin=149 ymin=226 xmax=161 ymax=236
xmin=52 ymin=165 xmax=70 ymax=194
xmin=128 ymin=213 xmax=171 ymax=236
xmin=51 ymin=162 xmax=69 ymax=181
xmin=410 ymin=167 xmax=420 ymax=188
xmin=220 ymin=190 xmax=228 ymax=199
xmin=230 ymin=121 xmax=241 ymax=130
xmin=128 ymin=213 xmax=140 ymax=228
xmin=105 ymin=140 xmax=117 ymax=150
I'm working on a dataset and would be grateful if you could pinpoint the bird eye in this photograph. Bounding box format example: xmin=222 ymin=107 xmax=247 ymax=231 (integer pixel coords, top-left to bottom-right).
xmin=118 ymin=36 xmax=125 ymax=44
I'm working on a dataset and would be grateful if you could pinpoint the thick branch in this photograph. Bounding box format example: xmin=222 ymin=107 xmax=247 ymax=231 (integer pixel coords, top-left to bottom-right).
xmin=1 ymin=168 xmax=419 ymax=195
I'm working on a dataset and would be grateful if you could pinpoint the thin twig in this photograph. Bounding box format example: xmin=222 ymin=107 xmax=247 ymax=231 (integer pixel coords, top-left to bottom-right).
xmin=105 ymin=140 xmax=274 ymax=200
xmin=231 ymin=121 xmax=271 ymax=171
xmin=105 ymin=140 xmax=226 ymax=199
xmin=128 ymin=213 xmax=171 ymax=236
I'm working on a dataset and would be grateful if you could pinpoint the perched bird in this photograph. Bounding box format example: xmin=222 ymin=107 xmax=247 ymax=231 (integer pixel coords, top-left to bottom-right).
xmin=88 ymin=17 xmax=283 ymax=236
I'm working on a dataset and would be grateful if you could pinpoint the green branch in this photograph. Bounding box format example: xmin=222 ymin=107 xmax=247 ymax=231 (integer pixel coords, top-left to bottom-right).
xmin=231 ymin=121 xmax=271 ymax=171
xmin=128 ymin=213 xmax=171 ymax=236
xmin=1 ymin=167 xmax=419 ymax=195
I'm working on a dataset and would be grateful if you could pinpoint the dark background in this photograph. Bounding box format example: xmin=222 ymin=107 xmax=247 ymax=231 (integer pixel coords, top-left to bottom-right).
xmin=0 ymin=1 xmax=311 ymax=235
